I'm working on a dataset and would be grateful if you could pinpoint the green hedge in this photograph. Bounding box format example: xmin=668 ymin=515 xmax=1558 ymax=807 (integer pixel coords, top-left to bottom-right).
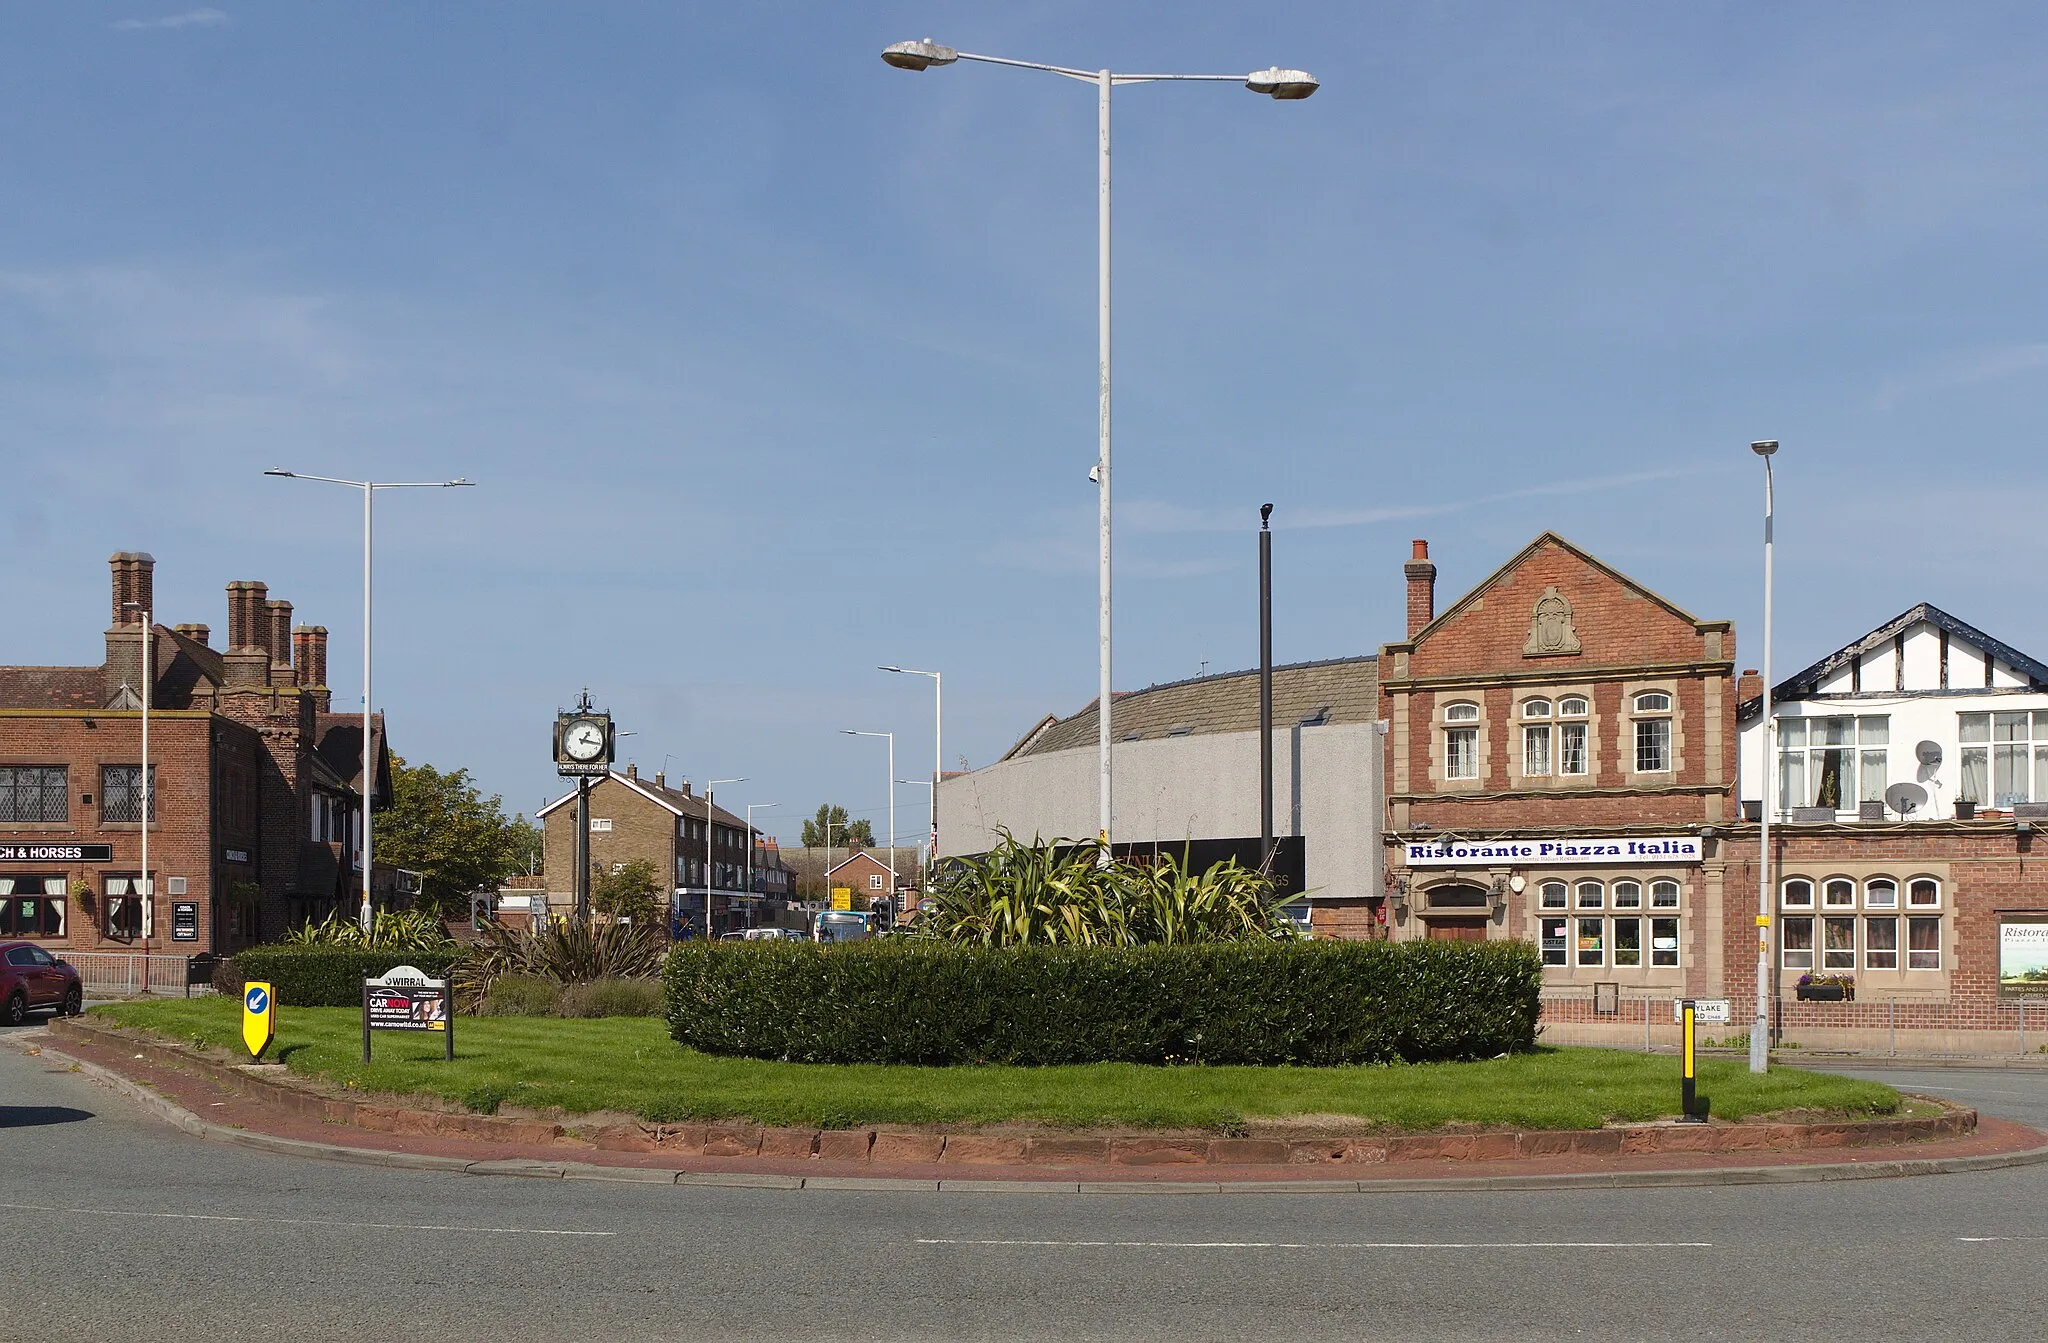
xmin=226 ymin=946 xmax=465 ymax=1008
xmin=663 ymin=939 xmax=1543 ymax=1066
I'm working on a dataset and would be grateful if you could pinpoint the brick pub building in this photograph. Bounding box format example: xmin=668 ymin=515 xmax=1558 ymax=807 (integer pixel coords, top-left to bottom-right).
xmin=0 ymin=552 xmax=391 ymax=965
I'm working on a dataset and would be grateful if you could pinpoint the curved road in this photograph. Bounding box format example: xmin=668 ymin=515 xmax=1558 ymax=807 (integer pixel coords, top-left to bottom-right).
xmin=3 ymin=1030 xmax=2044 ymax=1342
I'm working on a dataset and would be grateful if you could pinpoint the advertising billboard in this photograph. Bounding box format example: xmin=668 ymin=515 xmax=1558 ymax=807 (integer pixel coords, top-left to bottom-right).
xmin=2000 ymin=918 xmax=2048 ymax=996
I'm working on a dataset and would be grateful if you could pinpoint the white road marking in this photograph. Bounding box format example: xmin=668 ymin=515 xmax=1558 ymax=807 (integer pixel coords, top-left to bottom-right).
xmin=0 ymin=1202 xmax=613 ymax=1236
xmin=917 ymin=1239 xmax=1712 ymax=1250
xmin=1958 ymin=1236 xmax=2048 ymax=1243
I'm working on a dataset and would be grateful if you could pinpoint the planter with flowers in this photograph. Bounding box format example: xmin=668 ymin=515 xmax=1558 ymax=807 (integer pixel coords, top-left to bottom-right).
xmin=1796 ymin=973 xmax=1855 ymax=1002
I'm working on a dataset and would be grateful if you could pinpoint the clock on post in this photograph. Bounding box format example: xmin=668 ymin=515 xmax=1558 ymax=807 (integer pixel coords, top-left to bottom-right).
xmin=553 ymin=692 xmax=614 ymax=777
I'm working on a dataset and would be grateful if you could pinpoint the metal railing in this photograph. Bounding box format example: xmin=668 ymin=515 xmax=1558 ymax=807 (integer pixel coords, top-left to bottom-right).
xmin=61 ymin=952 xmax=208 ymax=998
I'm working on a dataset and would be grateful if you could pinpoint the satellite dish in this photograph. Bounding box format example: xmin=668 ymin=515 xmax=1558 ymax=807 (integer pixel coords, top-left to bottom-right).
xmin=1885 ymin=782 xmax=1929 ymax=818
xmin=1915 ymin=740 xmax=1943 ymax=767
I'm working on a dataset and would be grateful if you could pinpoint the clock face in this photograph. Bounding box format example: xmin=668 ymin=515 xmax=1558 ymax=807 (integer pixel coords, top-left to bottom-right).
xmin=562 ymin=718 xmax=607 ymax=762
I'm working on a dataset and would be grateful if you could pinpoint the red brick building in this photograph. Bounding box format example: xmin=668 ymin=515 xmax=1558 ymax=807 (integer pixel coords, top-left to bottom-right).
xmin=0 ymin=552 xmax=392 ymax=962
xmin=1366 ymin=534 xmax=1738 ymax=1013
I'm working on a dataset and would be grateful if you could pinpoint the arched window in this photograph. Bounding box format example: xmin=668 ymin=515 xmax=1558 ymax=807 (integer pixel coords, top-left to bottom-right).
xmin=1781 ymin=878 xmax=1814 ymax=909
xmin=1611 ymin=880 xmax=1642 ymax=909
xmin=1522 ymin=699 xmax=1553 ymax=776
xmin=1864 ymin=878 xmax=1898 ymax=910
xmin=1539 ymin=881 xmax=1568 ymax=910
xmin=1443 ymin=702 xmax=1480 ymax=779
xmin=1650 ymin=879 xmax=1680 ymax=908
xmin=1908 ymin=877 xmax=1941 ymax=908
xmin=1557 ymin=697 xmax=1589 ymax=775
xmin=1576 ymin=879 xmax=1603 ymax=910
xmin=1633 ymin=691 xmax=1673 ymax=772
xmin=1823 ymin=878 xmax=1856 ymax=908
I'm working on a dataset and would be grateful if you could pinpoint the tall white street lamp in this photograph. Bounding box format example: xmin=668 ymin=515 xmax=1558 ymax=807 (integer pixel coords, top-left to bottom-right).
xmin=880 ymin=665 xmax=941 ymax=860
xmin=745 ymin=801 xmax=779 ymax=928
xmin=1750 ymin=439 xmax=1779 ymax=1075
xmin=120 ymin=599 xmax=153 ymax=964
xmin=702 ymin=777 xmax=746 ymax=939
xmin=881 ymin=39 xmax=1318 ymax=852
xmin=264 ymin=469 xmax=475 ymax=930
xmin=843 ymin=730 xmax=897 ymax=909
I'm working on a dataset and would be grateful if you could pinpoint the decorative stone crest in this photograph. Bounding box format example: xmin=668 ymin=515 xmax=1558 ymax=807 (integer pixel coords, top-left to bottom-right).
xmin=1523 ymin=585 xmax=1582 ymax=657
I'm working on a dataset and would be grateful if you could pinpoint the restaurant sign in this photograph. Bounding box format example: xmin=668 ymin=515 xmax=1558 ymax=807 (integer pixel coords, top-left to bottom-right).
xmin=1404 ymin=835 xmax=1703 ymax=868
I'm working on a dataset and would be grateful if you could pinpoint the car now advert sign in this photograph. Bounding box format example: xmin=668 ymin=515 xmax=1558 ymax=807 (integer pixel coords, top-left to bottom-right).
xmin=362 ymin=965 xmax=454 ymax=1062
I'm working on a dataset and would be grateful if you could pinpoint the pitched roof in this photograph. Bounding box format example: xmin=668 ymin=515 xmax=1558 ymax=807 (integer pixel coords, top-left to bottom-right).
xmin=1001 ymin=656 xmax=1379 ymax=761
xmin=536 ymin=771 xmax=751 ymax=831
xmin=0 ymin=667 xmax=102 ymax=710
xmin=1399 ymin=531 xmax=1720 ymax=651
xmin=1741 ymin=602 xmax=2048 ymax=715
xmin=313 ymin=712 xmax=392 ymax=807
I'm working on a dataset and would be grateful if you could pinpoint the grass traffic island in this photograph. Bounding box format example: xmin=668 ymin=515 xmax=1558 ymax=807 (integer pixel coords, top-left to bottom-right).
xmin=91 ymin=998 xmax=1905 ymax=1136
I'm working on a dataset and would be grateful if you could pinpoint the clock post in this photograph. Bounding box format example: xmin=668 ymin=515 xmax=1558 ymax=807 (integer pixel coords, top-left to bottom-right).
xmin=553 ymin=690 xmax=616 ymax=923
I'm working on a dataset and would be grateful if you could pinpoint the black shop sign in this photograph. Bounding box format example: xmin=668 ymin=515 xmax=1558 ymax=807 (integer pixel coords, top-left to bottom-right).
xmin=0 ymin=843 xmax=113 ymax=863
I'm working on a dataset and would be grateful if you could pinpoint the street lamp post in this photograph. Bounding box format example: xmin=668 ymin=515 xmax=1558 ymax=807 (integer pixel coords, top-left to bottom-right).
xmin=263 ymin=469 xmax=474 ymax=930
xmin=120 ymin=600 xmax=152 ymax=965
xmin=702 ymin=778 xmax=746 ymax=939
xmin=745 ymin=802 xmax=779 ymax=929
xmin=844 ymin=730 xmax=896 ymax=915
xmin=880 ymin=665 xmax=941 ymax=861
xmin=881 ymin=39 xmax=1317 ymax=853
xmin=1750 ymin=440 xmax=1779 ymax=1075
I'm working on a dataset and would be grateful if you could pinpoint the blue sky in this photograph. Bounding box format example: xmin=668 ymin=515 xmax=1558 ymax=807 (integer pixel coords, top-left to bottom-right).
xmin=6 ymin=4 xmax=2048 ymax=845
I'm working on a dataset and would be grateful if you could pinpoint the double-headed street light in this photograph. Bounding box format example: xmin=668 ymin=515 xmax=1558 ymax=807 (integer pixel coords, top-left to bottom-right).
xmin=264 ymin=469 xmax=474 ymax=931
xmin=1749 ymin=439 xmax=1779 ymax=1075
xmin=882 ymin=39 xmax=1317 ymax=853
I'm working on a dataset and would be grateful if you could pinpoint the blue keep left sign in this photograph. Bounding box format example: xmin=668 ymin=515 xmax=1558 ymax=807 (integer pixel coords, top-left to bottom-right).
xmin=242 ymin=981 xmax=275 ymax=1060
xmin=245 ymin=986 xmax=268 ymax=1014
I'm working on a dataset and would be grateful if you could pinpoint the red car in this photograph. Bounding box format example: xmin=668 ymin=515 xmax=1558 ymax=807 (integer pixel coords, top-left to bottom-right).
xmin=2 ymin=940 xmax=83 ymax=1025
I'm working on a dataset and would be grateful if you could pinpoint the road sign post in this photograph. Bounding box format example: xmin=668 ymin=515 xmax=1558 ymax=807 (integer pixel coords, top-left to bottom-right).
xmin=1679 ymin=998 xmax=1703 ymax=1122
xmin=242 ymin=981 xmax=275 ymax=1061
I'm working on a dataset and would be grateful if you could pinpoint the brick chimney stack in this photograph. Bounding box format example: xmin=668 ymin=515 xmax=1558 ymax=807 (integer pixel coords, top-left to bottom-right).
xmin=1738 ymin=668 xmax=1763 ymax=708
xmin=266 ymin=599 xmax=294 ymax=683
xmin=1405 ymin=539 xmax=1437 ymax=638
xmin=175 ymin=624 xmax=210 ymax=647
xmin=223 ymin=581 xmax=271 ymax=686
xmin=109 ymin=552 xmax=156 ymax=626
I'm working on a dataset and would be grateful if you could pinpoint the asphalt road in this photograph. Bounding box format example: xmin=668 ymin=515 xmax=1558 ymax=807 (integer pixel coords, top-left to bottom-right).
xmin=4 ymin=1031 xmax=2048 ymax=1342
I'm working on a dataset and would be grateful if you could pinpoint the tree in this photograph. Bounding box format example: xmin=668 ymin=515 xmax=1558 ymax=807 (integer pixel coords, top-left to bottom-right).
xmin=593 ymin=859 xmax=664 ymax=927
xmin=375 ymin=757 xmax=532 ymax=917
xmin=802 ymin=803 xmax=874 ymax=849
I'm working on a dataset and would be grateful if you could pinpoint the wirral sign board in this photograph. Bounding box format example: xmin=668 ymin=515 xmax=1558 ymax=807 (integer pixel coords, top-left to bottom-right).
xmin=0 ymin=843 xmax=113 ymax=863
xmin=362 ymin=965 xmax=454 ymax=1062
xmin=1403 ymin=835 xmax=1704 ymax=868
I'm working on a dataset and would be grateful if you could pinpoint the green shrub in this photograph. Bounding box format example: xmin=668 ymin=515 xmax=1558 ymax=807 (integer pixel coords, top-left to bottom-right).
xmin=479 ymin=974 xmax=563 ymax=1017
xmin=280 ymin=909 xmax=458 ymax=953
xmin=229 ymin=946 xmax=464 ymax=1008
xmin=455 ymin=916 xmax=667 ymax=1011
xmin=555 ymin=976 xmax=664 ymax=1019
xmin=664 ymin=938 xmax=1543 ymax=1066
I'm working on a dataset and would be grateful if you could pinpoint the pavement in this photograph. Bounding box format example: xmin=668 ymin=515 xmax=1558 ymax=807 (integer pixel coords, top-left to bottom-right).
xmin=10 ymin=1031 xmax=2048 ymax=1341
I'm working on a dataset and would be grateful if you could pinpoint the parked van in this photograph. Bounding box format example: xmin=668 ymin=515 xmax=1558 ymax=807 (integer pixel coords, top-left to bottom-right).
xmin=811 ymin=911 xmax=870 ymax=943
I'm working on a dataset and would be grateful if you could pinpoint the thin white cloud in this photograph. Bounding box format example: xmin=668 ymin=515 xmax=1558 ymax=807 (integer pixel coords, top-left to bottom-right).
xmin=1873 ymin=343 xmax=2048 ymax=411
xmin=111 ymin=8 xmax=227 ymax=31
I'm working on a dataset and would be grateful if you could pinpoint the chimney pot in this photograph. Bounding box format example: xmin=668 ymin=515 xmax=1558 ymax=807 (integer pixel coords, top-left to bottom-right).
xmin=627 ymin=762 xmax=638 ymax=780
xmin=1403 ymin=539 xmax=1438 ymax=639
xmin=654 ymin=771 xmax=665 ymax=789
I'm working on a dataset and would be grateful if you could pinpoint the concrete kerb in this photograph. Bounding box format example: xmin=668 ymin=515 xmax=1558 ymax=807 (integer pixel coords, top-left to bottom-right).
xmin=17 ymin=1029 xmax=2048 ymax=1196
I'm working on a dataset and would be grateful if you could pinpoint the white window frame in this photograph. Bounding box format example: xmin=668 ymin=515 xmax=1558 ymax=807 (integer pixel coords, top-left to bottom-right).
xmin=1864 ymin=877 xmax=1898 ymax=910
xmin=1538 ymin=881 xmax=1567 ymax=911
xmin=1779 ymin=714 xmax=1890 ymax=812
xmin=1907 ymin=877 xmax=1941 ymax=909
xmin=1864 ymin=915 xmax=1899 ymax=971
xmin=1822 ymin=914 xmax=1857 ymax=970
xmin=1650 ymin=879 xmax=1680 ymax=909
xmin=1822 ymin=877 xmax=1857 ymax=910
xmin=1611 ymin=879 xmax=1642 ymax=910
xmin=1557 ymin=697 xmax=1589 ymax=776
xmin=1782 ymin=915 xmax=1815 ymax=971
xmin=1575 ymin=879 xmax=1603 ymax=910
xmin=1632 ymin=692 xmax=1672 ymax=774
xmin=1444 ymin=702 xmax=1480 ymax=780
xmin=1522 ymin=699 xmax=1552 ymax=777
xmin=1958 ymin=710 xmax=2048 ymax=808
xmin=1540 ymin=916 xmax=1568 ymax=966
xmin=1781 ymin=878 xmax=1814 ymax=910
xmin=1907 ymin=915 xmax=1943 ymax=971
xmin=1612 ymin=916 xmax=1643 ymax=967
xmin=1576 ymin=916 xmax=1605 ymax=967
xmin=1649 ymin=916 xmax=1681 ymax=967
